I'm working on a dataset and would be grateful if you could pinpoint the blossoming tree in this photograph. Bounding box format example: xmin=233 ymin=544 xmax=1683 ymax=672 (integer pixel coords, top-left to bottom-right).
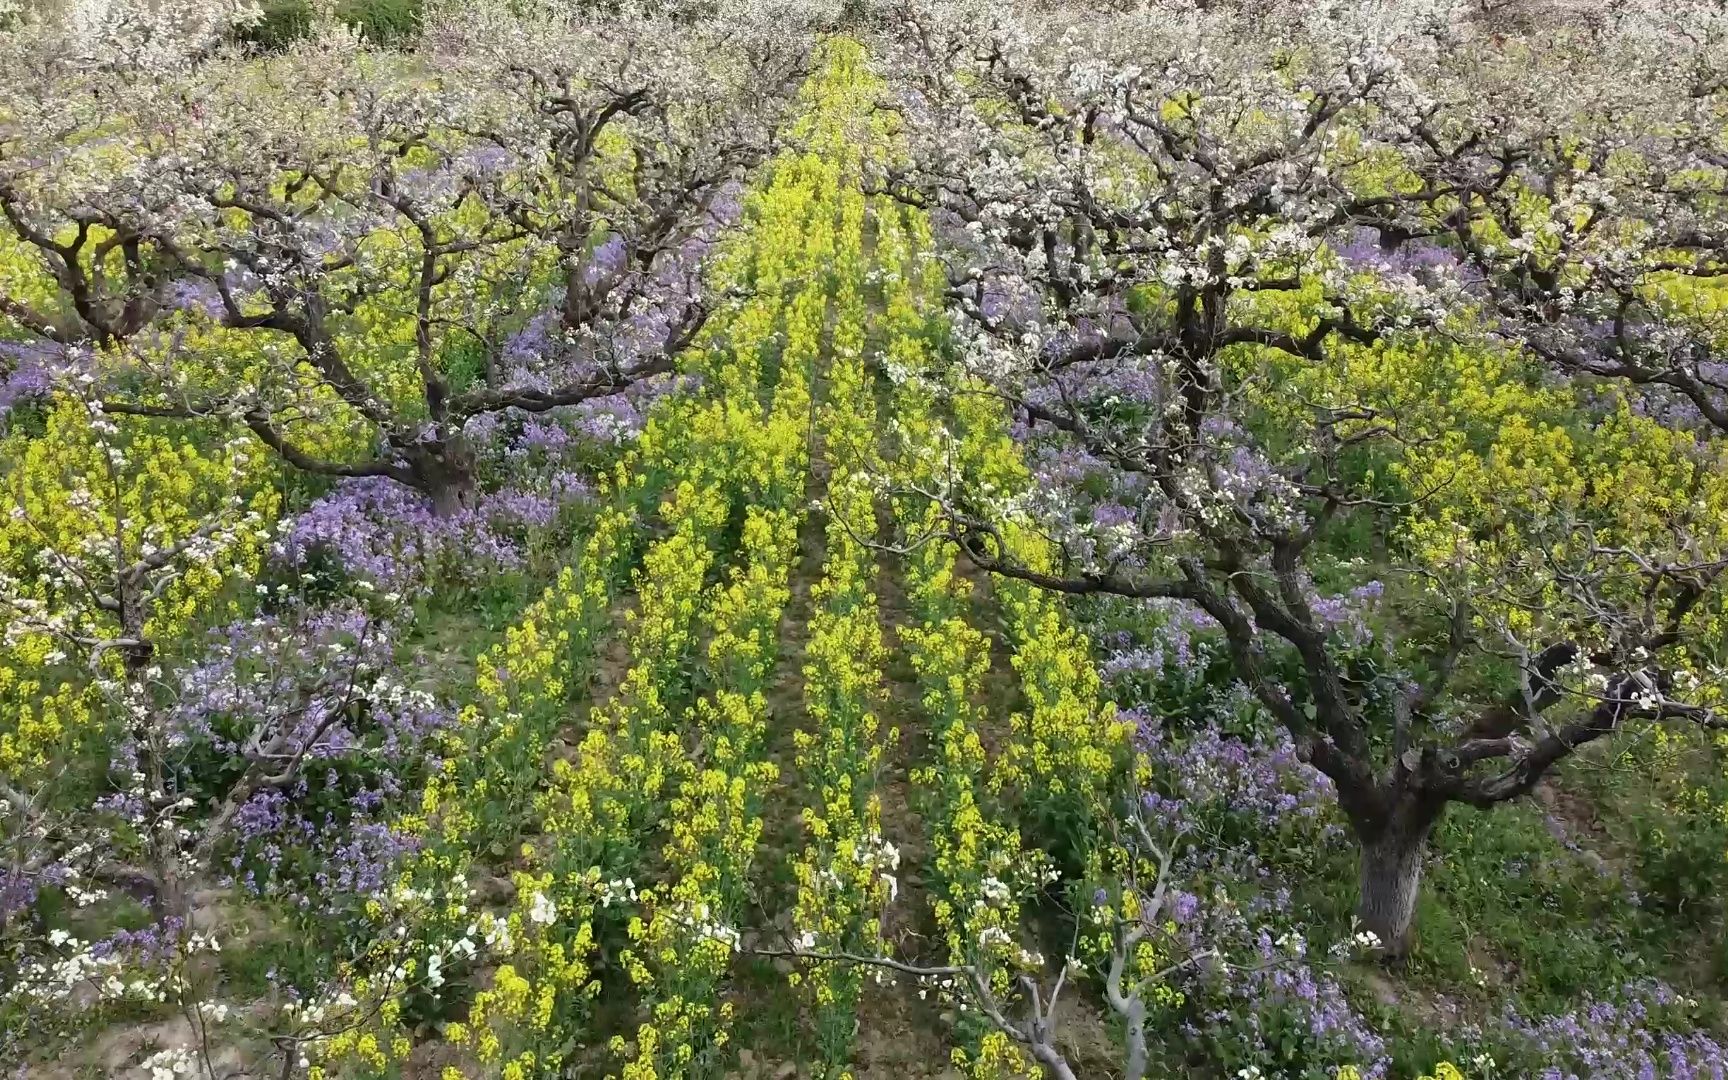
xmin=0 ymin=0 xmax=812 ymax=514
xmin=875 ymin=0 xmax=1728 ymax=957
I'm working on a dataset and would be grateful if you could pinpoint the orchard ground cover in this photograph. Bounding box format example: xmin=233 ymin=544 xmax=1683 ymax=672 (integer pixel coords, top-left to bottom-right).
xmin=3 ymin=2 xmax=1728 ymax=1079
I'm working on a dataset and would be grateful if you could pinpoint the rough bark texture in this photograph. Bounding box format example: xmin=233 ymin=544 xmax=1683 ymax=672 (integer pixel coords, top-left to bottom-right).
xmin=1354 ymin=798 xmax=1444 ymax=960
xmin=407 ymin=441 xmax=478 ymax=518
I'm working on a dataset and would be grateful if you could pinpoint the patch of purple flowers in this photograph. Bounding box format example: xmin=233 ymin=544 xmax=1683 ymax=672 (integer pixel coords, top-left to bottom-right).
xmin=275 ymin=476 xmax=539 ymax=587
xmin=1490 ymin=979 xmax=1728 ymax=1079
xmin=163 ymin=605 xmax=452 ymax=914
xmin=0 ymin=341 xmax=55 ymax=425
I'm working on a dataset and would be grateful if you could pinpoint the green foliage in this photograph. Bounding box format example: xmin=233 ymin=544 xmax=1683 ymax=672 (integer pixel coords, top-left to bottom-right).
xmin=436 ymin=333 xmax=489 ymax=398
xmin=237 ymin=0 xmax=315 ymax=49
xmin=238 ymin=0 xmax=423 ymax=50
xmin=1632 ymin=808 xmax=1728 ymax=926
xmin=1416 ymin=801 xmax=1648 ymax=1009
xmin=338 ymin=0 xmax=423 ymax=45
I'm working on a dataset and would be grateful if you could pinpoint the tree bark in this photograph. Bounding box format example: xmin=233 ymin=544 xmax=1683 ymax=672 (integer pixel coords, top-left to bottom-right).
xmin=1120 ymin=1001 xmax=1148 ymax=1080
xmin=405 ymin=439 xmax=477 ymax=518
xmin=1354 ymin=799 xmax=1443 ymax=961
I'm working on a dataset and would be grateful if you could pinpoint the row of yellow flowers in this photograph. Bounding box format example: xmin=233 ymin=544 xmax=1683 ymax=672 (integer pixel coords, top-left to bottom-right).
xmin=874 ymin=203 xmax=1042 ymax=1078
xmin=938 ymin=261 xmax=1150 ymax=1077
xmin=929 ymin=267 xmax=1133 ymax=862
xmin=307 ymin=336 xmax=728 ymax=1080
xmin=785 ymin=157 xmax=901 ymax=1075
xmin=610 ymin=134 xmax=842 ymax=1080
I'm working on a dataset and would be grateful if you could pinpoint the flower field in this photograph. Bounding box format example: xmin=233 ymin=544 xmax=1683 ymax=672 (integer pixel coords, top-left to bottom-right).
xmin=4 ymin=2 xmax=1728 ymax=1078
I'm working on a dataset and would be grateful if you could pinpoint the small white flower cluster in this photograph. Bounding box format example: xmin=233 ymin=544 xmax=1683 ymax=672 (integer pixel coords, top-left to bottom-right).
xmin=477 ymin=912 xmax=514 ymax=955
xmin=3 ymin=927 xmax=217 ymax=1011
xmin=364 ymin=672 xmax=434 ymax=714
xmin=914 ymin=970 xmax=968 ymax=1007
xmin=667 ymin=900 xmax=742 ymax=952
xmin=65 ymin=882 xmax=110 ymax=908
xmin=596 ymin=876 xmax=638 ymax=908
xmin=1325 ymin=918 xmax=1382 ymax=959
xmin=185 ymin=932 xmax=221 ymax=954
xmin=386 ymin=874 xmax=473 ymax=915
xmin=969 ymin=851 xmax=1060 ymax=922
xmin=528 ymin=890 xmax=558 ymax=926
xmin=141 ymin=1046 xmax=198 ymax=1080
xmin=286 ymin=988 xmax=360 ymax=1027
xmin=343 ymin=876 xmax=504 ymax=1001
xmin=854 ymin=831 xmax=901 ymax=904
xmin=1555 ymin=648 xmax=1611 ymax=698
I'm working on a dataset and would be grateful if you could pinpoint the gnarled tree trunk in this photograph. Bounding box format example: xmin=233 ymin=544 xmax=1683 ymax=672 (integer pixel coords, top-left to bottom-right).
xmin=1353 ymin=795 xmax=1445 ymax=961
xmin=405 ymin=438 xmax=477 ymax=518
